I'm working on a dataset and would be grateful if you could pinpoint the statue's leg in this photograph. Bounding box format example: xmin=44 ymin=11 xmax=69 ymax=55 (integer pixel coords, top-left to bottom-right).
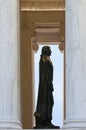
xmin=47 ymin=92 xmax=54 ymax=121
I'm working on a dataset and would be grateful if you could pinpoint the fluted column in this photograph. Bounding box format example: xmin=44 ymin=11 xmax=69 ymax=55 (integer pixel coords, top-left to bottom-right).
xmin=0 ymin=0 xmax=22 ymax=128
xmin=63 ymin=0 xmax=86 ymax=128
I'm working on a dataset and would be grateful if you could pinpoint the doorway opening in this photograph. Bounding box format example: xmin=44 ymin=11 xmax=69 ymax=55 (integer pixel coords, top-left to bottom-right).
xmin=34 ymin=44 xmax=64 ymax=128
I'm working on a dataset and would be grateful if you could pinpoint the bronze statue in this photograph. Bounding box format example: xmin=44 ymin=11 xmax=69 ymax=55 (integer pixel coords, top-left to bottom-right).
xmin=34 ymin=46 xmax=60 ymax=129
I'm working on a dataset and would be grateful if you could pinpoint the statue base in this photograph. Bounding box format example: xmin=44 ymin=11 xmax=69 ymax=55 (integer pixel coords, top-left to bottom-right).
xmin=33 ymin=116 xmax=60 ymax=129
xmin=33 ymin=125 xmax=60 ymax=129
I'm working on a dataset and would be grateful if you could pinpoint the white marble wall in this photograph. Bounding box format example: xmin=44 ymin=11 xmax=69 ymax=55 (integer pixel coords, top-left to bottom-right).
xmin=63 ymin=0 xmax=86 ymax=128
xmin=0 ymin=0 xmax=22 ymax=128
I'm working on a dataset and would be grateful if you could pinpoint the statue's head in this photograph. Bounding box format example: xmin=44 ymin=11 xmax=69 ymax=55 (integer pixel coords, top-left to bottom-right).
xmin=41 ymin=46 xmax=52 ymax=56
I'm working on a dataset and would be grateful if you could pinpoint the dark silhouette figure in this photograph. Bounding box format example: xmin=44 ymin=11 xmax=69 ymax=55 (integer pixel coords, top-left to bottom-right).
xmin=34 ymin=46 xmax=60 ymax=129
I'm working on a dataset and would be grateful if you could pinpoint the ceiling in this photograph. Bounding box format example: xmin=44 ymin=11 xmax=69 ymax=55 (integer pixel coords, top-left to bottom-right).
xmin=20 ymin=0 xmax=65 ymax=51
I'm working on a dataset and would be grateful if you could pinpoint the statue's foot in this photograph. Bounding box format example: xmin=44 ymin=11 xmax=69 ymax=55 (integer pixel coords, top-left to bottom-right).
xmin=33 ymin=123 xmax=60 ymax=129
xmin=47 ymin=123 xmax=60 ymax=129
xmin=33 ymin=120 xmax=60 ymax=129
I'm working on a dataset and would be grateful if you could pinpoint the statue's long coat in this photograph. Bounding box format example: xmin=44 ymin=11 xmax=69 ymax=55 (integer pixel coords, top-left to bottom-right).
xmin=36 ymin=56 xmax=54 ymax=121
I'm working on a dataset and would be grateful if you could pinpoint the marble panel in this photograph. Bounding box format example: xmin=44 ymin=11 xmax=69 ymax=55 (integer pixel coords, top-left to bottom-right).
xmin=0 ymin=0 xmax=21 ymax=128
xmin=0 ymin=80 xmax=19 ymax=117
xmin=0 ymin=43 xmax=18 ymax=79
xmin=64 ymin=0 xmax=86 ymax=128
xmin=0 ymin=3 xmax=18 ymax=43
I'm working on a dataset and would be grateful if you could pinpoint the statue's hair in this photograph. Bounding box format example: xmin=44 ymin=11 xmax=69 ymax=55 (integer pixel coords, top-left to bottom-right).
xmin=41 ymin=46 xmax=50 ymax=56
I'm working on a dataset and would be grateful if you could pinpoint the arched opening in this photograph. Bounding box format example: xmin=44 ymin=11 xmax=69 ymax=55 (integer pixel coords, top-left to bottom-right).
xmin=33 ymin=43 xmax=64 ymax=128
xmin=21 ymin=7 xmax=65 ymax=128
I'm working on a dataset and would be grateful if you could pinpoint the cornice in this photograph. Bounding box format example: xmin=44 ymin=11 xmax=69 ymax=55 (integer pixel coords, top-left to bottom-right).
xmin=21 ymin=0 xmax=65 ymax=11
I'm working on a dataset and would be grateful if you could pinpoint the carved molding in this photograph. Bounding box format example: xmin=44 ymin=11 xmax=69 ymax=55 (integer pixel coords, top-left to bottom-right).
xmin=21 ymin=0 xmax=65 ymax=11
xmin=31 ymin=38 xmax=39 ymax=52
xmin=31 ymin=23 xmax=61 ymax=42
xmin=59 ymin=42 xmax=64 ymax=52
xmin=31 ymin=23 xmax=64 ymax=53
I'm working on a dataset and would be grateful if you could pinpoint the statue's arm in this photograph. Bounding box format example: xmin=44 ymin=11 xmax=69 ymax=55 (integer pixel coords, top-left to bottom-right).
xmin=42 ymin=60 xmax=53 ymax=91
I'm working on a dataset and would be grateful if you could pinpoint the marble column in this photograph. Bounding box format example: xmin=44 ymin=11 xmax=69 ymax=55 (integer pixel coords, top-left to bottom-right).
xmin=0 ymin=0 xmax=22 ymax=128
xmin=63 ymin=0 xmax=86 ymax=128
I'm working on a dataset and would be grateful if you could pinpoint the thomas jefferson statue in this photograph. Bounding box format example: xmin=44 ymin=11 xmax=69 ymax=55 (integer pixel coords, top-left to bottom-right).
xmin=34 ymin=46 xmax=60 ymax=129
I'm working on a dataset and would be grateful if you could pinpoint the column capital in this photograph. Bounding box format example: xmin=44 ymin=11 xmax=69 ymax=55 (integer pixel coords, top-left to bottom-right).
xmin=31 ymin=38 xmax=39 ymax=52
xmin=59 ymin=42 xmax=65 ymax=53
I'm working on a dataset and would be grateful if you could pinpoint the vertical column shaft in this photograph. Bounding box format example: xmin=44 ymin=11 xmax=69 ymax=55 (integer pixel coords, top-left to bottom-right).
xmin=0 ymin=0 xmax=22 ymax=128
xmin=64 ymin=0 xmax=86 ymax=128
